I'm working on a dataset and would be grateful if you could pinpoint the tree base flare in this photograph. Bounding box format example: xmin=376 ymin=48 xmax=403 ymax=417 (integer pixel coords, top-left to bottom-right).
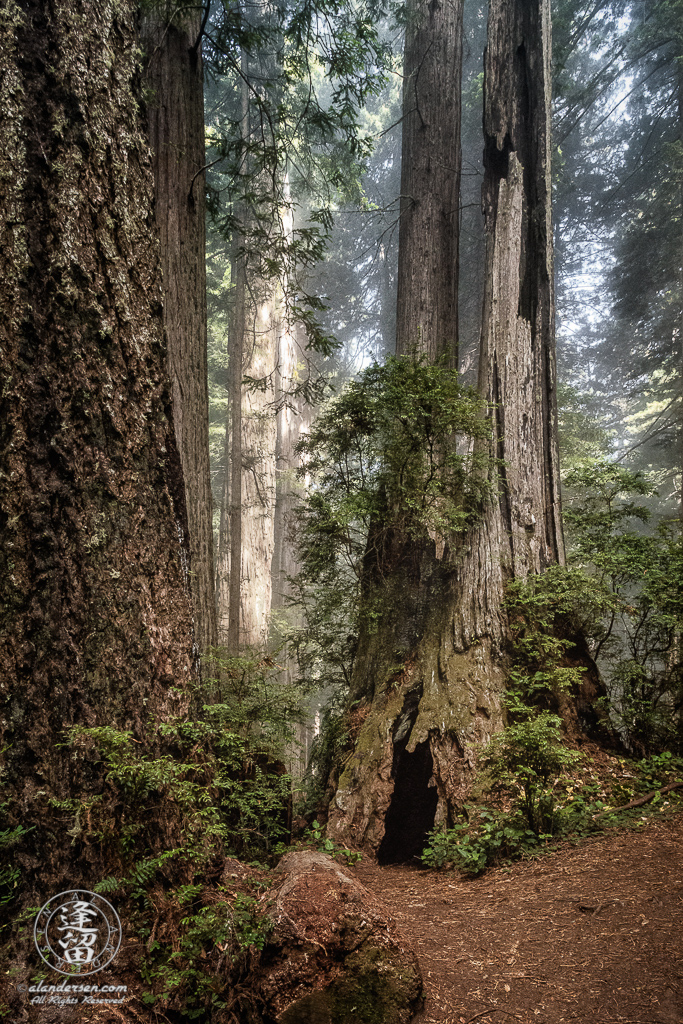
xmin=328 ymin=641 xmax=506 ymax=857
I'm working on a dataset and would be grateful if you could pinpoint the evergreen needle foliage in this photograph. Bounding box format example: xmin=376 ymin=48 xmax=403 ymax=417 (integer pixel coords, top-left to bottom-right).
xmin=296 ymin=355 xmax=492 ymax=569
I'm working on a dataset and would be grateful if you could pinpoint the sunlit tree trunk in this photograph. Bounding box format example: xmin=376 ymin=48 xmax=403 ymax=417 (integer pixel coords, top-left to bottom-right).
xmin=0 ymin=0 xmax=194 ymax=914
xmin=142 ymin=2 xmax=217 ymax=662
xmin=271 ymin=316 xmax=314 ymax=772
xmin=216 ymin=51 xmax=278 ymax=652
xmin=239 ymin=296 xmax=278 ymax=647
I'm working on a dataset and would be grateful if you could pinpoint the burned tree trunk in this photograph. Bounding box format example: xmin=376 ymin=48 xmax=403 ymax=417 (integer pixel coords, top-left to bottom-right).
xmin=328 ymin=0 xmax=565 ymax=860
xmin=0 ymin=0 xmax=195 ymax=903
xmin=142 ymin=3 xmax=217 ymax=662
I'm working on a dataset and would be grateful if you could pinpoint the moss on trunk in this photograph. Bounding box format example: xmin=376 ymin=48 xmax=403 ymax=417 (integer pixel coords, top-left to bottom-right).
xmin=0 ymin=0 xmax=195 ymax=913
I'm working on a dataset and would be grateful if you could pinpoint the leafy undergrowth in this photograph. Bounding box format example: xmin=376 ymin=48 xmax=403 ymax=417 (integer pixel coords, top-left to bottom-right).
xmin=422 ymin=747 xmax=683 ymax=875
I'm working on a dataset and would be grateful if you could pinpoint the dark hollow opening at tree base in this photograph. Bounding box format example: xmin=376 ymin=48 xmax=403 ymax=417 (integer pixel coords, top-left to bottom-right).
xmin=377 ymin=739 xmax=438 ymax=865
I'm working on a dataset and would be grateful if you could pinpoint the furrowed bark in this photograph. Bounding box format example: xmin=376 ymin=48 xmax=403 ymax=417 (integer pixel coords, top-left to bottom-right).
xmin=395 ymin=0 xmax=463 ymax=365
xmin=0 ymin=0 xmax=195 ymax=904
xmin=480 ymin=0 xmax=564 ymax=573
xmin=142 ymin=2 xmax=218 ymax=664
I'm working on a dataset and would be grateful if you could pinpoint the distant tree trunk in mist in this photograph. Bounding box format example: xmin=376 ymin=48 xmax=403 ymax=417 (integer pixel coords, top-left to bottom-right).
xmin=216 ymin=56 xmax=278 ymax=651
xmin=271 ymin=320 xmax=314 ymax=773
xmin=239 ymin=298 xmax=277 ymax=647
xmin=226 ymin=232 xmax=247 ymax=651
xmin=218 ymin=284 xmax=277 ymax=651
xmin=328 ymin=0 xmax=576 ymax=862
xmin=395 ymin=0 xmax=463 ymax=363
xmin=0 ymin=0 xmax=194 ymax=910
xmin=142 ymin=3 xmax=217 ymax=662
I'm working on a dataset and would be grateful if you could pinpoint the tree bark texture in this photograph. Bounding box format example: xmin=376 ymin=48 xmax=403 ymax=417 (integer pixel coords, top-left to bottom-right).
xmin=0 ymin=0 xmax=195 ymax=899
xmin=480 ymin=0 xmax=564 ymax=573
xmin=142 ymin=4 xmax=217 ymax=662
xmin=395 ymin=0 xmax=463 ymax=364
xmin=328 ymin=0 xmax=568 ymax=859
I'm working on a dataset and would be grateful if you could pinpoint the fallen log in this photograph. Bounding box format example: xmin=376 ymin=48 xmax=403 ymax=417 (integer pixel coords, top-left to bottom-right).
xmin=256 ymin=850 xmax=423 ymax=1023
xmin=593 ymin=780 xmax=683 ymax=819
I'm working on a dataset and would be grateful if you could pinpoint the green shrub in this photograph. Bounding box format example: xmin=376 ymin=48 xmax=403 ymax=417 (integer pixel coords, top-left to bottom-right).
xmin=421 ymin=807 xmax=544 ymax=875
xmin=480 ymin=713 xmax=583 ymax=835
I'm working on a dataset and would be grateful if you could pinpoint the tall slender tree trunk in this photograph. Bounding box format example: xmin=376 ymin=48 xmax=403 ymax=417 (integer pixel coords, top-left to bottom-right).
xmin=678 ymin=58 xmax=683 ymax=519
xmin=0 ymin=0 xmax=194 ymax=910
xmin=227 ymin=232 xmax=247 ymax=651
xmin=328 ymin=0 xmax=570 ymax=861
xmin=142 ymin=3 xmax=217 ymax=662
xmin=216 ymin=56 xmax=250 ymax=654
xmin=239 ymin=295 xmax=277 ymax=648
xmin=271 ymin=313 xmax=314 ymax=773
xmin=216 ymin=54 xmax=279 ymax=652
xmin=396 ymin=0 xmax=463 ymax=364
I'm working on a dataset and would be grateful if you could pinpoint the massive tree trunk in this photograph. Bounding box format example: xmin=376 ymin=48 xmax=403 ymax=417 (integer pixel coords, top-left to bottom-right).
xmin=395 ymin=0 xmax=463 ymax=364
xmin=328 ymin=0 xmax=565 ymax=861
xmin=0 ymin=0 xmax=194 ymax=906
xmin=142 ymin=2 xmax=217 ymax=662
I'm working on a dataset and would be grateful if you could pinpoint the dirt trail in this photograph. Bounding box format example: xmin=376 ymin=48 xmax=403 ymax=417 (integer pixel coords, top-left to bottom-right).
xmin=354 ymin=815 xmax=683 ymax=1024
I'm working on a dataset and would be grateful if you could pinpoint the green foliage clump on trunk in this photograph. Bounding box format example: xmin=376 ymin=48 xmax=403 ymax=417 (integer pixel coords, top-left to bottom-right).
xmin=297 ymin=355 xmax=491 ymax=561
xmin=287 ymin=354 xmax=492 ymax=801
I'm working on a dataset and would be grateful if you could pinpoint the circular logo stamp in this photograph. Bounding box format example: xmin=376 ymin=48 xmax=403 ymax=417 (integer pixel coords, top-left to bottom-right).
xmin=33 ymin=891 xmax=121 ymax=976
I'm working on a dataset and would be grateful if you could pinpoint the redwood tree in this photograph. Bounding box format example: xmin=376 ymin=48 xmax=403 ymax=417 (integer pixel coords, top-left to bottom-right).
xmin=142 ymin=2 xmax=218 ymax=661
xmin=328 ymin=0 xmax=569 ymax=860
xmin=0 ymin=0 xmax=195 ymax=908
xmin=396 ymin=0 xmax=463 ymax=364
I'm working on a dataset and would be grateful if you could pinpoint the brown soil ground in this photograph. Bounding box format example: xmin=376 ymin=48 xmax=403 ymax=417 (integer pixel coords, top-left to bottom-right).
xmin=354 ymin=813 xmax=683 ymax=1024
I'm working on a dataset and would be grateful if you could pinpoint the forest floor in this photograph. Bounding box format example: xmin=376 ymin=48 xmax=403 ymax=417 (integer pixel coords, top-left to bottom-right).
xmin=354 ymin=812 xmax=683 ymax=1024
